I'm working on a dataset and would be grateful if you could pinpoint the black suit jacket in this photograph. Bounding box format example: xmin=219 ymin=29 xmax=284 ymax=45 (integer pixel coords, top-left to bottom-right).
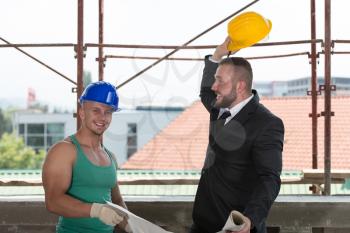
xmin=192 ymin=56 xmax=284 ymax=233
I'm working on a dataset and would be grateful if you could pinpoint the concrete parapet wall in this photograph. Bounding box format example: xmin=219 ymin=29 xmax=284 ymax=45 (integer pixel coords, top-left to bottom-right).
xmin=0 ymin=196 xmax=350 ymax=233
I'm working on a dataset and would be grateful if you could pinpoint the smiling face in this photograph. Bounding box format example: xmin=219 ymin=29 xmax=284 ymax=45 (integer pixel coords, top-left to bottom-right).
xmin=211 ymin=64 xmax=239 ymax=108
xmin=79 ymin=101 xmax=114 ymax=136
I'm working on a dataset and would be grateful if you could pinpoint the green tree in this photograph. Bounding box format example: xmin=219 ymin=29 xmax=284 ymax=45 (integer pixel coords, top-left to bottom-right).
xmin=0 ymin=133 xmax=45 ymax=169
xmin=0 ymin=108 xmax=12 ymax=137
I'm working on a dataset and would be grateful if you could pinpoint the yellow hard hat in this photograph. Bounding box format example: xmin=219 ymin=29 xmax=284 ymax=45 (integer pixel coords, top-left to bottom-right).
xmin=227 ymin=11 xmax=272 ymax=51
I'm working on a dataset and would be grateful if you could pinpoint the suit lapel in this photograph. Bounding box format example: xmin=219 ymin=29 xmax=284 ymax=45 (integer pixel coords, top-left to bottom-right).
xmin=209 ymin=90 xmax=259 ymax=146
xmin=228 ymin=90 xmax=259 ymax=127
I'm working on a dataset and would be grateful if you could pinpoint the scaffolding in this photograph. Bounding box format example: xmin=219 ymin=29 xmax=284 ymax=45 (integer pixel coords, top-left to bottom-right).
xmin=2 ymin=0 xmax=349 ymax=195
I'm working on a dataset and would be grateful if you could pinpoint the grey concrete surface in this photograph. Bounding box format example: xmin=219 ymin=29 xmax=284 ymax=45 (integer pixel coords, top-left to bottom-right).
xmin=0 ymin=195 xmax=350 ymax=233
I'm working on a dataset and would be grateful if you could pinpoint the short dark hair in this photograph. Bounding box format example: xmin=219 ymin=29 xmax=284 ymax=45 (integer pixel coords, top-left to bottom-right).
xmin=219 ymin=57 xmax=253 ymax=92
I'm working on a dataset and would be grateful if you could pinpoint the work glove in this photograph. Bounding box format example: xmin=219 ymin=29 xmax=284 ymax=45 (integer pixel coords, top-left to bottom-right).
xmin=90 ymin=203 xmax=123 ymax=226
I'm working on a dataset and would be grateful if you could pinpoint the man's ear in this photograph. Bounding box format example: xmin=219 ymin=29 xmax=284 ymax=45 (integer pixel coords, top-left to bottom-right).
xmin=237 ymin=80 xmax=246 ymax=93
xmin=78 ymin=105 xmax=85 ymax=120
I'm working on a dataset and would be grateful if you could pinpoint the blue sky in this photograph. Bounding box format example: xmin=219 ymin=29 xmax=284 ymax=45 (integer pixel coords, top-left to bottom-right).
xmin=1 ymin=0 xmax=350 ymax=110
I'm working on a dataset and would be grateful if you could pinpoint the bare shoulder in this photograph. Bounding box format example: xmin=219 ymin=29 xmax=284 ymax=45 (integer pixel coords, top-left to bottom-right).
xmin=44 ymin=137 xmax=77 ymax=166
xmin=42 ymin=137 xmax=77 ymax=198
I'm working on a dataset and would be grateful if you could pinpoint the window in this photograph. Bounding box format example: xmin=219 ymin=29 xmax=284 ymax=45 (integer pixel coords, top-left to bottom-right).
xmin=27 ymin=136 xmax=44 ymax=147
xmin=17 ymin=123 xmax=65 ymax=151
xmin=47 ymin=123 xmax=64 ymax=134
xmin=127 ymin=123 xmax=137 ymax=158
xmin=46 ymin=123 xmax=65 ymax=148
xmin=19 ymin=124 xmax=25 ymax=134
xmin=27 ymin=124 xmax=44 ymax=134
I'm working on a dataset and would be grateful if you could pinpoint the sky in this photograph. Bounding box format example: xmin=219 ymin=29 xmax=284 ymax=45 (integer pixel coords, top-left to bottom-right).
xmin=1 ymin=0 xmax=350 ymax=111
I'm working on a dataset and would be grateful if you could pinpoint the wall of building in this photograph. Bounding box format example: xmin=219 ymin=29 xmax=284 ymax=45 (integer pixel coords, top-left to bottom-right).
xmin=254 ymin=76 xmax=350 ymax=97
xmin=12 ymin=112 xmax=75 ymax=152
xmin=104 ymin=109 xmax=182 ymax=165
xmin=12 ymin=108 xmax=183 ymax=166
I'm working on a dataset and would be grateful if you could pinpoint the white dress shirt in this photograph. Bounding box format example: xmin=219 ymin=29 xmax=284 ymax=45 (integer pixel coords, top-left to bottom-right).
xmin=218 ymin=94 xmax=254 ymax=125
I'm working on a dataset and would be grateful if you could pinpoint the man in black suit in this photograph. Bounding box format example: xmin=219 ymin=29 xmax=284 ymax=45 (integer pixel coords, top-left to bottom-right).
xmin=189 ymin=37 xmax=284 ymax=233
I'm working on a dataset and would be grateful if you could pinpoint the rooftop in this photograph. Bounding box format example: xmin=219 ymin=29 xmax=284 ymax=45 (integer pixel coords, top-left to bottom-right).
xmin=123 ymin=96 xmax=350 ymax=170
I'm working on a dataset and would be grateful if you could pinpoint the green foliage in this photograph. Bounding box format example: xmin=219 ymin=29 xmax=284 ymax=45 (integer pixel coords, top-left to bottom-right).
xmin=0 ymin=133 xmax=45 ymax=169
xmin=0 ymin=108 xmax=12 ymax=137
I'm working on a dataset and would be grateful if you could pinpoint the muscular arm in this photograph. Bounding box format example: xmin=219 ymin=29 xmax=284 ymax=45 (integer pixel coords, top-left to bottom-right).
xmin=42 ymin=141 xmax=92 ymax=217
xmin=112 ymin=180 xmax=129 ymax=230
xmin=243 ymin=117 xmax=284 ymax=229
xmin=111 ymin=184 xmax=127 ymax=209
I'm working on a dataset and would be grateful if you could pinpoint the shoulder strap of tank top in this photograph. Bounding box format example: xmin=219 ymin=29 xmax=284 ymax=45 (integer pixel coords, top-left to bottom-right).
xmin=70 ymin=135 xmax=116 ymax=167
xmin=69 ymin=134 xmax=83 ymax=152
xmin=103 ymin=146 xmax=118 ymax=168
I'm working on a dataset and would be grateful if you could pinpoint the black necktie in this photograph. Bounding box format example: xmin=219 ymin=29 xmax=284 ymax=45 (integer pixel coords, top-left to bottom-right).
xmin=217 ymin=111 xmax=231 ymax=128
xmin=218 ymin=111 xmax=231 ymax=120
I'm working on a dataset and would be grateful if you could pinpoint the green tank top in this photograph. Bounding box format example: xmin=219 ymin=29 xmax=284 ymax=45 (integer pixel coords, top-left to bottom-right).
xmin=56 ymin=135 xmax=117 ymax=233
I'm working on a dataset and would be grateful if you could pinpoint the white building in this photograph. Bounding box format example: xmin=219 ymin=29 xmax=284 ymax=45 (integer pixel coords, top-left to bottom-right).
xmin=254 ymin=76 xmax=350 ymax=97
xmin=12 ymin=107 xmax=183 ymax=166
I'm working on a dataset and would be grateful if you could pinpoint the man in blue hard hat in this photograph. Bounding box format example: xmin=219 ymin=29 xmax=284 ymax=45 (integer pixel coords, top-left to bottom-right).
xmin=42 ymin=81 xmax=132 ymax=233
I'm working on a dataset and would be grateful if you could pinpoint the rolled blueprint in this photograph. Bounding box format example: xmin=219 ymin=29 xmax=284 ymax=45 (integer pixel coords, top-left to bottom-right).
xmin=216 ymin=210 xmax=245 ymax=233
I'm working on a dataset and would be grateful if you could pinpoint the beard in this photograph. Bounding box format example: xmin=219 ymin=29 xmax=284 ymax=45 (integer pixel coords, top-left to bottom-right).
xmin=214 ymin=90 xmax=237 ymax=108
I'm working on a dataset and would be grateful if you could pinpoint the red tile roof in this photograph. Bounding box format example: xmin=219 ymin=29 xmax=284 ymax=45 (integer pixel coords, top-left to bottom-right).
xmin=122 ymin=96 xmax=350 ymax=170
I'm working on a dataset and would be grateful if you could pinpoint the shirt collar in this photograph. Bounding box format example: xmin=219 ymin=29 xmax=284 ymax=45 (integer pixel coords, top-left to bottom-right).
xmin=218 ymin=94 xmax=254 ymax=121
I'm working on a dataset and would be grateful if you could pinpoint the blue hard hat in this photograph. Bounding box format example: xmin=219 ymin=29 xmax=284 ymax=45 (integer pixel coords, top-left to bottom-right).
xmin=79 ymin=81 xmax=119 ymax=111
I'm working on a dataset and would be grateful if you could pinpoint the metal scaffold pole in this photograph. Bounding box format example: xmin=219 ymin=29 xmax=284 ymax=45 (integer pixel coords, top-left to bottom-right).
xmin=77 ymin=0 xmax=84 ymax=130
xmin=323 ymin=0 xmax=332 ymax=195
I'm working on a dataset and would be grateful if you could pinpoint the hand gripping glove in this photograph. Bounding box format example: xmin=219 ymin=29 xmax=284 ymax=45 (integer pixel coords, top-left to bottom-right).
xmin=90 ymin=203 xmax=123 ymax=226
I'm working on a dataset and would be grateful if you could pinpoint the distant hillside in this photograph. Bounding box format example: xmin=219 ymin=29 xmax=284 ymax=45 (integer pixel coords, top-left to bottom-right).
xmin=0 ymin=98 xmax=25 ymax=109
